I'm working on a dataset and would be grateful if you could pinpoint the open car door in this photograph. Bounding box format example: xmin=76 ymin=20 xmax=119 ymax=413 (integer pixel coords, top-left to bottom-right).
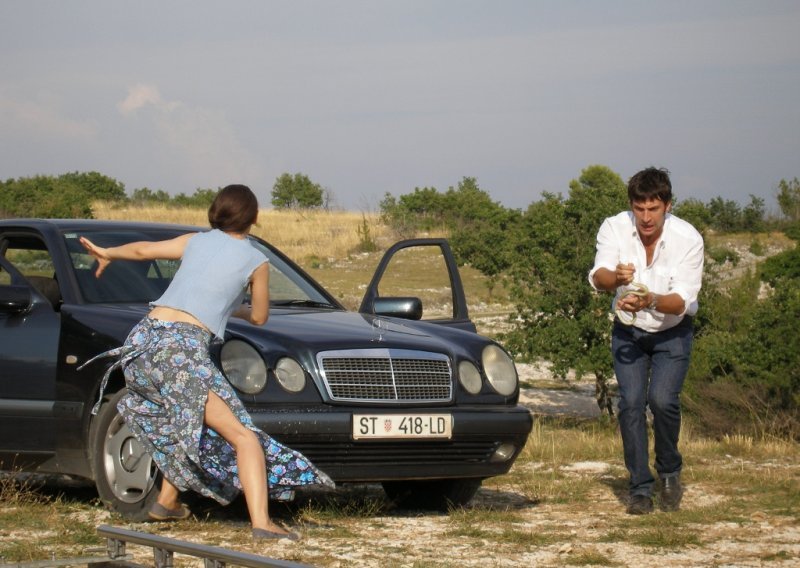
xmin=359 ymin=238 xmax=476 ymax=333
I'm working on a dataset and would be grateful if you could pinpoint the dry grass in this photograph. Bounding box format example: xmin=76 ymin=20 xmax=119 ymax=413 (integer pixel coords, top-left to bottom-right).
xmin=2 ymin=419 xmax=798 ymax=566
xmin=90 ymin=202 xmax=510 ymax=316
xmin=91 ymin=202 xmax=403 ymax=265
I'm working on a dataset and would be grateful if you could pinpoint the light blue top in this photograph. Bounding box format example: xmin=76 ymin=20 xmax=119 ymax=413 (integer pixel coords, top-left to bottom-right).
xmin=151 ymin=229 xmax=268 ymax=338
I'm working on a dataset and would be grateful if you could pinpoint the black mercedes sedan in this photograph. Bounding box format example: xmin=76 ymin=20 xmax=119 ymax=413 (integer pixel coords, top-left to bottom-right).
xmin=0 ymin=218 xmax=532 ymax=520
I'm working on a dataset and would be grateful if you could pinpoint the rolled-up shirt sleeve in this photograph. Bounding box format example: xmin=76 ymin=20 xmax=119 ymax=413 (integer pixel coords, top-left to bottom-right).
xmin=667 ymin=236 xmax=704 ymax=316
xmin=588 ymin=218 xmax=622 ymax=291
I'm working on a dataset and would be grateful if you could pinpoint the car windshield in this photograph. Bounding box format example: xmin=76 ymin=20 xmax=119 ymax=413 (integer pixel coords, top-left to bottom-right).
xmin=62 ymin=229 xmax=336 ymax=307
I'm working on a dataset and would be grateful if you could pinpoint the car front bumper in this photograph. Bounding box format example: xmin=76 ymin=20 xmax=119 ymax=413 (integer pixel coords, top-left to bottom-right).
xmin=246 ymin=405 xmax=533 ymax=481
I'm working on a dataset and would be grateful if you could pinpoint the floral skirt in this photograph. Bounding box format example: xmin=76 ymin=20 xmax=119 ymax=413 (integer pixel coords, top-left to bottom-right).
xmin=91 ymin=317 xmax=334 ymax=505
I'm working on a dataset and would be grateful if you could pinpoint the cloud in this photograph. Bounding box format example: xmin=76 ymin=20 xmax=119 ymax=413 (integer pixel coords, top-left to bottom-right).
xmin=0 ymin=96 xmax=97 ymax=140
xmin=117 ymin=83 xmax=166 ymax=115
xmin=116 ymin=83 xmax=264 ymax=190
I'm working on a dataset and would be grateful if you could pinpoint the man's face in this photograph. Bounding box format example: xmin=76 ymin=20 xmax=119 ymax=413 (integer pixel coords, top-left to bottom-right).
xmin=631 ymin=198 xmax=670 ymax=242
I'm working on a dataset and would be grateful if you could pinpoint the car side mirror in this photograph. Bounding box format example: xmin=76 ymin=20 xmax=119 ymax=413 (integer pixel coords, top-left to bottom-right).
xmin=372 ymin=296 xmax=423 ymax=320
xmin=0 ymin=285 xmax=33 ymax=314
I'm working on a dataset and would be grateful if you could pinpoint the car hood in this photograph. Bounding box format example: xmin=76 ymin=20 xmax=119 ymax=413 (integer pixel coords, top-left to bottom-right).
xmin=228 ymin=308 xmax=482 ymax=357
xmin=69 ymin=304 xmax=486 ymax=359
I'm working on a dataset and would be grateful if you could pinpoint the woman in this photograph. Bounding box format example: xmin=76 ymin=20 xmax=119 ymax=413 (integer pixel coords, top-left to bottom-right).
xmin=80 ymin=184 xmax=333 ymax=540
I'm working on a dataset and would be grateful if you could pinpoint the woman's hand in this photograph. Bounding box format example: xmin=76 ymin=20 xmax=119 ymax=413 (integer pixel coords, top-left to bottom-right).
xmin=79 ymin=236 xmax=112 ymax=277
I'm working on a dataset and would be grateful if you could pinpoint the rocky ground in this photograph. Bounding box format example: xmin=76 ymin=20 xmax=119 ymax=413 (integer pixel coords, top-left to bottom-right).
xmin=22 ymin=363 xmax=792 ymax=568
xmin=1 ymin=356 xmax=796 ymax=568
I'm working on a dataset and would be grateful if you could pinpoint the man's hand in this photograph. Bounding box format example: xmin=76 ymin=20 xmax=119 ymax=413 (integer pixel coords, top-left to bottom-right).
xmin=617 ymin=290 xmax=649 ymax=313
xmin=615 ymin=262 xmax=635 ymax=287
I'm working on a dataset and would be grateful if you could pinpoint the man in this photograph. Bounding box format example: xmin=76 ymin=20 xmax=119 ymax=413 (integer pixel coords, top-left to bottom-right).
xmin=589 ymin=167 xmax=704 ymax=514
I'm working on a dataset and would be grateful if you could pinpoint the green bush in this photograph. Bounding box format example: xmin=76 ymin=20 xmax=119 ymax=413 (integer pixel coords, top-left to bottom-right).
xmin=706 ymin=246 xmax=740 ymax=266
xmin=686 ymin=270 xmax=800 ymax=439
xmin=271 ymin=173 xmax=324 ymax=209
xmin=130 ymin=187 xmax=171 ymax=204
xmin=378 ymin=165 xmax=796 ymax=433
xmin=673 ymin=197 xmax=711 ymax=232
xmin=355 ymin=214 xmax=378 ymax=253
xmin=502 ymin=165 xmax=629 ymax=415
xmin=0 ymin=172 xmax=126 ymax=218
xmin=380 ymin=178 xmax=506 ymax=235
xmin=749 ymin=238 xmax=766 ymax=256
xmin=760 ymin=246 xmax=800 ymax=285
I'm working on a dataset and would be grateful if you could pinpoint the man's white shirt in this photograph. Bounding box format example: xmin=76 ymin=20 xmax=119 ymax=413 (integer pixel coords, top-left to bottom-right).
xmin=589 ymin=212 xmax=704 ymax=332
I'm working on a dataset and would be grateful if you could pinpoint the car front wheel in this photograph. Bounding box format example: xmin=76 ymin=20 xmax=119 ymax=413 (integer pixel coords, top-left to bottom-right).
xmin=90 ymin=389 xmax=160 ymax=521
xmin=382 ymin=478 xmax=482 ymax=511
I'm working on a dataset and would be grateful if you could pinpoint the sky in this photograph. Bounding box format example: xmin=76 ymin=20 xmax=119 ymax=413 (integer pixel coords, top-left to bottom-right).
xmin=1 ymin=1 xmax=799 ymax=213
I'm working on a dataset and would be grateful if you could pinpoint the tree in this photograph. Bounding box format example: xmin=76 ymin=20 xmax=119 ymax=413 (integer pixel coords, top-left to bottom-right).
xmin=707 ymin=197 xmax=742 ymax=232
xmin=674 ymin=194 xmax=768 ymax=234
xmin=0 ymin=172 xmax=126 ymax=218
xmin=741 ymin=195 xmax=766 ymax=232
xmin=60 ymin=171 xmax=127 ymax=202
xmin=131 ymin=187 xmax=171 ymax=204
xmin=379 ymin=186 xmax=447 ymax=234
xmin=673 ymin=198 xmax=711 ymax=233
xmin=271 ymin=173 xmax=324 ymax=209
xmin=503 ymin=165 xmax=628 ymax=415
xmin=684 ymin=265 xmax=800 ymax=438
xmin=173 ymin=188 xmax=217 ymax=208
xmin=777 ymin=177 xmax=800 ymax=222
xmin=447 ymin=178 xmax=522 ymax=297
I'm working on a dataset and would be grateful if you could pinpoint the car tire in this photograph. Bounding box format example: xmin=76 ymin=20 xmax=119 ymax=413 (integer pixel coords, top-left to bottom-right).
xmin=90 ymin=389 xmax=160 ymax=521
xmin=382 ymin=478 xmax=482 ymax=511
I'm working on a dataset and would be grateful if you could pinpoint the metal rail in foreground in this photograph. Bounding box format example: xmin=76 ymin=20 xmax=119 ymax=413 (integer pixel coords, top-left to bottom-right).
xmin=1 ymin=526 xmax=313 ymax=568
xmin=96 ymin=525 xmax=312 ymax=568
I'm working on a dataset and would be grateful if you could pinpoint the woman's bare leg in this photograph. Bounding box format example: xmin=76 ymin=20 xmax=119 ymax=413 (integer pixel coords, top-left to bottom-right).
xmin=156 ymin=477 xmax=182 ymax=509
xmin=203 ymin=391 xmax=287 ymax=534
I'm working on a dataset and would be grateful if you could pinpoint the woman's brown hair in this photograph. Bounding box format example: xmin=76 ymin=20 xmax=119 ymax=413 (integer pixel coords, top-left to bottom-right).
xmin=207 ymin=184 xmax=259 ymax=233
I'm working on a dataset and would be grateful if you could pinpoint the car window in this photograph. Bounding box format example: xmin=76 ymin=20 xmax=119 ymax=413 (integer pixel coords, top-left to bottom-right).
xmin=0 ymin=235 xmax=61 ymax=307
xmin=64 ymin=230 xmax=185 ymax=303
xmin=4 ymin=247 xmax=55 ymax=277
xmin=61 ymin=229 xmax=335 ymax=307
xmin=247 ymin=239 xmax=334 ymax=306
xmin=376 ymin=246 xmax=455 ymax=320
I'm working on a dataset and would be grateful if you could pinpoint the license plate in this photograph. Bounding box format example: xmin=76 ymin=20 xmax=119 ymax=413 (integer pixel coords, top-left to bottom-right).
xmin=353 ymin=414 xmax=453 ymax=440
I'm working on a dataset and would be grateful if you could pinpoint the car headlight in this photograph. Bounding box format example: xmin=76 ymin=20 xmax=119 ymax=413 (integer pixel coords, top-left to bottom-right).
xmin=483 ymin=344 xmax=517 ymax=396
xmin=458 ymin=360 xmax=483 ymax=394
xmin=275 ymin=357 xmax=306 ymax=393
xmin=220 ymin=339 xmax=267 ymax=394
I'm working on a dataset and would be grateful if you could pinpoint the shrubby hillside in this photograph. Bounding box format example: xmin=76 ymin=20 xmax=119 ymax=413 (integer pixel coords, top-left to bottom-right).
xmin=4 ymin=168 xmax=799 ymax=438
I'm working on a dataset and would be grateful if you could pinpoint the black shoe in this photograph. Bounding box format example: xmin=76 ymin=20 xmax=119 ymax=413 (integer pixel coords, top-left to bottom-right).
xmin=626 ymin=494 xmax=653 ymax=515
xmin=660 ymin=476 xmax=684 ymax=511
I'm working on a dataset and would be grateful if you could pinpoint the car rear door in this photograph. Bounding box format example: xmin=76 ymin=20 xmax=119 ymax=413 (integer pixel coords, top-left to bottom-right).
xmin=0 ymin=237 xmax=60 ymax=467
xmin=359 ymin=238 xmax=476 ymax=332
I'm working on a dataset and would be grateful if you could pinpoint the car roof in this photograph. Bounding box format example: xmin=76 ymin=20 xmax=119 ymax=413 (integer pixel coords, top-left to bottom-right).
xmin=0 ymin=218 xmax=204 ymax=233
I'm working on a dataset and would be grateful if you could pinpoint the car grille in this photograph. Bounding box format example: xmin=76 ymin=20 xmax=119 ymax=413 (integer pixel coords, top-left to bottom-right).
xmin=317 ymin=348 xmax=452 ymax=403
xmin=291 ymin=440 xmax=497 ymax=467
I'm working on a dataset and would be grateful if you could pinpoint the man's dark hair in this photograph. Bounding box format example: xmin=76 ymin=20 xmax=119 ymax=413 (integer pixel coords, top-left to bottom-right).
xmin=628 ymin=167 xmax=673 ymax=203
xmin=208 ymin=184 xmax=259 ymax=232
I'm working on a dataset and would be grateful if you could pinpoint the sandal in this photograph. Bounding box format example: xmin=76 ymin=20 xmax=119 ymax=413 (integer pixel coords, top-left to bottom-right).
xmin=252 ymin=527 xmax=300 ymax=541
xmin=148 ymin=502 xmax=192 ymax=521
